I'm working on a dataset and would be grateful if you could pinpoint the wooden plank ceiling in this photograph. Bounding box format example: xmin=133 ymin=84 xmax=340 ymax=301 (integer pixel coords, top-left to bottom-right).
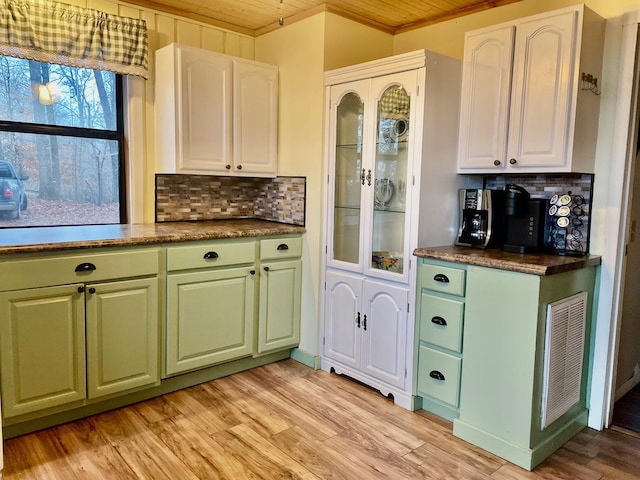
xmin=124 ymin=0 xmax=523 ymax=37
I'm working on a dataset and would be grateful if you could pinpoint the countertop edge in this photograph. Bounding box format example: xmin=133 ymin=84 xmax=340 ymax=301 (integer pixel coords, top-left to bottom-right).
xmin=413 ymin=246 xmax=602 ymax=276
xmin=0 ymin=220 xmax=307 ymax=255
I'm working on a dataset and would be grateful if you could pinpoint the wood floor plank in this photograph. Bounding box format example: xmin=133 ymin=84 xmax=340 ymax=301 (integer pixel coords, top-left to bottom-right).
xmin=253 ymin=385 xmax=343 ymax=440
xmin=4 ymin=359 xmax=640 ymax=480
xmin=149 ymin=414 xmax=253 ymax=479
xmin=319 ymin=426 xmax=430 ymax=479
xmin=213 ymin=423 xmax=320 ymax=479
xmin=270 ymin=425 xmax=370 ymax=480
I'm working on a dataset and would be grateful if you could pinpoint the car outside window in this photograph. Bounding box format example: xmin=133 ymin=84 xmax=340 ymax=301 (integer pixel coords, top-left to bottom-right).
xmin=0 ymin=55 xmax=125 ymax=228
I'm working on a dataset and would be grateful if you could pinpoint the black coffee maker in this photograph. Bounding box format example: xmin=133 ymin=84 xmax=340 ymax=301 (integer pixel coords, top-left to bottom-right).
xmin=503 ymin=184 xmax=546 ymax=253
xmin=455 ymin=189 xmax=505 ymax=248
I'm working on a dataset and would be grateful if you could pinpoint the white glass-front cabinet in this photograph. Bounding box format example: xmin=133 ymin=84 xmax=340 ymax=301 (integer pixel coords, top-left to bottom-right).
xmin=321 ymin=51 xmax=465 ymax=410
xmin=456 ymin=5 xmax=605 ymax=174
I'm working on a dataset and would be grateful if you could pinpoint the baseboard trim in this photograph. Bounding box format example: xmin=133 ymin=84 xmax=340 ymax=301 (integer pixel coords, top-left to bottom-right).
xmin=615 ymin=363 xmax=640 ymax=401
xmin=290 ymin=347 xmax=320 ymax=369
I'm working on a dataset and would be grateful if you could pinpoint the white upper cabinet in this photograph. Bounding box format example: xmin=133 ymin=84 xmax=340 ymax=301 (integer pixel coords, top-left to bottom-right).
xmin=457 ymin=26 xmax=514 ymax=172
xmin=457 ymin=5 xmax=605 ymax=174
xmin=155 ymin=43 xmax=278 ymax=177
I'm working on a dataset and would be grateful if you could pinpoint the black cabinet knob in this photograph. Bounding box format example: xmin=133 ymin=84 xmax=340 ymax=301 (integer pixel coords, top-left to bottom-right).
xmin=494 ymin=159 xmax=501 ymax=166
xmin=250 ymin=270 xmax=256 ymax=275
xmin=225 ymin=164 xmax=231 ymax=170
xmin=509 ymin=158 xmax=517 ymax=165
xmin=433 ymin=273 xmax=449 ymax=283
xmin=88 ymin=287 xmax=96 ymax=294
xmin=237 ymin=164 xmax=243 ymax=170
xmin=75 ymin=262 xmax=96 ymax=272
xmin=77 ymin=286 xmax=85 ymax=293
xmin=431 ymin=316 xmax=447 ymax=326
xmin=264 ymin=266 xmax=270 ymax=272
xmin=429 ymin=370 xmax=445 ymax=381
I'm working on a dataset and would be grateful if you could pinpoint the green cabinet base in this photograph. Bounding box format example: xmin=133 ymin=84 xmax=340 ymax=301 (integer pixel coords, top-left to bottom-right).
xmin=453 ymin=408 xmax=588 ymax=471
xmin=418 ymin=395 xmax=460 ymax=421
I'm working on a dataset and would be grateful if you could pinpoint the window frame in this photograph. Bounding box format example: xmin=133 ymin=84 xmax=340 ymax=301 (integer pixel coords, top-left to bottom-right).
xmin=0 ymin=73 xmax=127 ymax=225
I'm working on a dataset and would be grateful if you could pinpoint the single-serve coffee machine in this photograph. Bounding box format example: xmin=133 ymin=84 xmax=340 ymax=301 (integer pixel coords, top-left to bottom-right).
xmin=455 ymin=189 xmax=505 ymax=248
xmin=502 ymin=184 xmax=547 ymax=253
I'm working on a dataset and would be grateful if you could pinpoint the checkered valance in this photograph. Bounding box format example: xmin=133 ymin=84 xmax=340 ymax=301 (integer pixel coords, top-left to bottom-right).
xmin=379 ymin=85 xmax=410 ymax=117
xmin=0 ymin=0 xmax=148 ymax=78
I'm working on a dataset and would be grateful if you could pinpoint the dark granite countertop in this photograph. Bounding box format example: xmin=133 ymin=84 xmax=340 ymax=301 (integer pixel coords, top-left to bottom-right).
xmin=0 ymin=219 xmax=306 ymax=255
xmin=413 ymin=245 xmax=601 ymax=276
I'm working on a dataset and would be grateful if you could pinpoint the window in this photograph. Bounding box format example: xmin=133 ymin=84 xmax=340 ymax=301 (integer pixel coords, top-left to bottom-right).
xmin=0 ymin=56 xmax=125 ymax=228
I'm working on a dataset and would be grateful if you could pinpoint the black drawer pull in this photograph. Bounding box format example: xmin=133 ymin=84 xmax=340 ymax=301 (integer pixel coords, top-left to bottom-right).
xmin=433 ymin=273 xmax=449 ymax=283
xmin=203 ymin=251 xmax=219 ymax=260
xmin=250 ymin=270 xmax=256 ymax=275
xmin=264 ymin=266 xmax=270 ymax=272
xmin=429 ymin=370 xmax=445 ymax=381
xmin=431 ymin=316 xmax=447 ymax=326
xmin=75 ymin=262 xmax=96 ymax=272
xmin=277 ymin=243 xmax=289 ymax=251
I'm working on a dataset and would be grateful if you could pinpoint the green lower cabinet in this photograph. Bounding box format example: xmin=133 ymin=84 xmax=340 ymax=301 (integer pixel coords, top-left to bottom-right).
xmin=0 ymin=276 xmax=162 ymax=419
xmin=0 ymin=285 xmax=86 ymax=418
xmin=417 ymin=346 xmax=461 ymax=406
xmin=86 ymin=277 xmax=160 ymax=399
xmin=166 ymin=266 xmax=255 ymax=375
xmin=452 ymin=264 xmax=597 ymax=471
xmin=258 ymin=258 xmax=301 ymax=353
xmin=415 ymin=259 xmax=466 ymax=421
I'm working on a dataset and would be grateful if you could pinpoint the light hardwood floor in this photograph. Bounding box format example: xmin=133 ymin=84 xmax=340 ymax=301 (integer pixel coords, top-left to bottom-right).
xmin=4 ymin=359 xmax=640 ymax=479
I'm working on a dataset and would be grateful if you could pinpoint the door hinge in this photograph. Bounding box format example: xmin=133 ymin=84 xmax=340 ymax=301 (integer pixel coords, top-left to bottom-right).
xmin=405 ymin=368 xmax=408 ymax=378
xmin=323 ymin=336 xmax=326 ymax=345
xmin=407 ymin=303 xmax=410 ymax=313
xmin=412 ymin=175 xmax=416 ymax=186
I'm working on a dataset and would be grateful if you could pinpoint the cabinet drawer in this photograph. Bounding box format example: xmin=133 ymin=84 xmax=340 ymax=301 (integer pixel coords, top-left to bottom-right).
xmin=166 ymin=240 xmax=255 ymax=271
xmin=420 ymin=293 xmax=464 ymax=353
xmin=417 ymin=346 xmax=461 ymax=407
xmin=420 ymin=263 xmax=465 ymax=296
xmin=260 ymin=236 xmax=302 ymax=260
xmin=0 ymin=249 xmax=160 ymax=291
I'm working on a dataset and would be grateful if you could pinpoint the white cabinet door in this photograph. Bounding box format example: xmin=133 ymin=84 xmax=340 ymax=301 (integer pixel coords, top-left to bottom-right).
xmin=457 ymin=26 xmax=514 ymax=172
xmin=233 ymin=60 xmax=278 ymax=176
xmin=507 ymin=9 xmax=577 ymax=170
xmin=361 ymin=279 xmax=408 ymax=388
xmin=323 ymin=271 xmax=362 ymax=370
xmin=178 ymin=47 xmax=232 ymax=174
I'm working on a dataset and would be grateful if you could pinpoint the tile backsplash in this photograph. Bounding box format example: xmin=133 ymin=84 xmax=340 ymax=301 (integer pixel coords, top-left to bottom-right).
xmin=155 ymin=175 xmax=306 ymax=226
xmin=483 ymin=173 xmax=594 ymax=254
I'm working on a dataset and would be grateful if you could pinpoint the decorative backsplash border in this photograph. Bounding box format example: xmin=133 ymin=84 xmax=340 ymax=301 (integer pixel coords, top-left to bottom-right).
xmin=155 ymin=175 xmax=306 ymax=226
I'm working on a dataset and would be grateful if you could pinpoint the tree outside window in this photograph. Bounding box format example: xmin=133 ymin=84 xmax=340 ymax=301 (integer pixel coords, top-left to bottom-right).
xmin=0 ymin=55 xmax=125 ymax=227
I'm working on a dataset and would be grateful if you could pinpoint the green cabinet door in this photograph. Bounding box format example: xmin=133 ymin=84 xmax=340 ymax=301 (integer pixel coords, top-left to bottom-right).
xmin=258 ymin=258 xmax=301 ymax=353
xmin=166 ymin=266 xmax=255 ymax=375
xmin=0 ymin=285 xmax=86 ymax=418
xmin=85 ymin=277 xmax=160 ymax=399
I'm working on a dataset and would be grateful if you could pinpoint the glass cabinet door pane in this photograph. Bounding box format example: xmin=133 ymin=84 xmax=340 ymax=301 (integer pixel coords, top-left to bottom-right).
xmin=333 ymin=92 xmax=363 ymax=264
xmin=371 ymin=85 xmax=410 ymax=274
